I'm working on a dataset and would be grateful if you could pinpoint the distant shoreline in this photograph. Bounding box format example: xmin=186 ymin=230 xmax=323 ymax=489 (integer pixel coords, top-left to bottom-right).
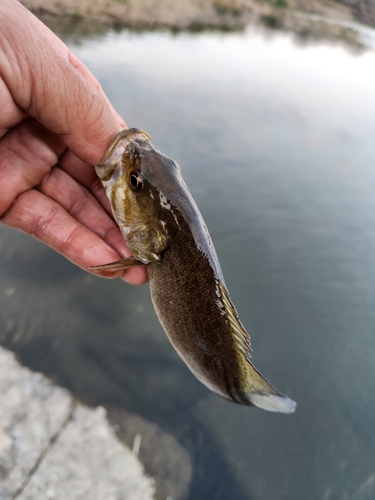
xmin=20 ymin=0 xmax=375 ymax=31
xmin=20 ymin=0 xmax=374 ymax=51
xmin=20 ymin=0 xmax=357 ymax=32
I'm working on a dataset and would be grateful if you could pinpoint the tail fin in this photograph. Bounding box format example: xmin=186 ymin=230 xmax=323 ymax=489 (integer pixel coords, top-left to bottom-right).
xmin=237 ymin=360 xmax=297 ymax=413
xmin=217 ymin=279 xmax=296 ymax=413
xmin=243 ymin=391 xmax=296 ymax=413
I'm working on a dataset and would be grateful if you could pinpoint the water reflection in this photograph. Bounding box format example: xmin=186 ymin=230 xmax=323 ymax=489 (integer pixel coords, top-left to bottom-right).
xmin=2 ymin=21 xmax=375 ymax=500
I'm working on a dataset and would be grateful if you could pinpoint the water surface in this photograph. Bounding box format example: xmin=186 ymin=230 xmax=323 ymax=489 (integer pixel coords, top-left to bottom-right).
xmin=1 ymin=23 xmax=375 ymax=500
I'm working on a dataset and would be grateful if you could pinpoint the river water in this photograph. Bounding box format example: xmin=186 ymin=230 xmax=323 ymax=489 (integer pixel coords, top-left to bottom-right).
xmin=1 ymin=20 xmax=375 ymax=500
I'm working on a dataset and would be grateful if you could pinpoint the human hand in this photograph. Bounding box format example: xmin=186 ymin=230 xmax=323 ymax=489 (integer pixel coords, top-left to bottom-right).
xmin=0 ymin=0 xmax=147 ymax=284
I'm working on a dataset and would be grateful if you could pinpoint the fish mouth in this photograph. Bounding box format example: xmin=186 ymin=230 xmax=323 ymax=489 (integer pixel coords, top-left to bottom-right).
xmin=98 ymin=128 xmax=152 ymax=167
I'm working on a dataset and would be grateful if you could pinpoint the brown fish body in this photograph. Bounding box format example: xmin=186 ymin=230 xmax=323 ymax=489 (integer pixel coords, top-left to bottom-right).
xmin=150 ymin=210 xmax=250 ymax=402
xmin=93 ymin=129 xmax=296 ymax=413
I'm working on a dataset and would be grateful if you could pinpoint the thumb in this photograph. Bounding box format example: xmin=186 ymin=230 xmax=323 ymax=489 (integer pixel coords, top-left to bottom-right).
xmin=0 ymin=0 xmax=121 ymax=165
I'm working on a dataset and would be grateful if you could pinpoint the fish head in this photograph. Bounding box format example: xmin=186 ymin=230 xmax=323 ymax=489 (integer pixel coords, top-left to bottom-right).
xmin=95 ymin=128 xmax=169 ymax=264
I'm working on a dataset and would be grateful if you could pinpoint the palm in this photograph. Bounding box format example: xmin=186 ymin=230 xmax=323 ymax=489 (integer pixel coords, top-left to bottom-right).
xmin=0 ymin=0 xmax=147 ymax=285
xmin=0 ymin=118 xmax=146 ymax=285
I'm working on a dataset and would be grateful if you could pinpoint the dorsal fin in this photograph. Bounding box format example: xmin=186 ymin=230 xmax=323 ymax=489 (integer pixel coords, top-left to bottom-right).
xmin=217 ymin=280 xmax=296 ymax=413
xmin=216 ymin=278 xmax=253 ymax=359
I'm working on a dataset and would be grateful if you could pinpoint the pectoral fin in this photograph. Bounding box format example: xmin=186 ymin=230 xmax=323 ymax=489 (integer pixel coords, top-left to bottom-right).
xmin=89 ymin=256 xmax=145 ymax=278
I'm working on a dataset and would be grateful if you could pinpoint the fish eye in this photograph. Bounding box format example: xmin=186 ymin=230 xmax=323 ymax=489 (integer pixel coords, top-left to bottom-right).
xmin=129 ymin=171 xmax=144 ymax=193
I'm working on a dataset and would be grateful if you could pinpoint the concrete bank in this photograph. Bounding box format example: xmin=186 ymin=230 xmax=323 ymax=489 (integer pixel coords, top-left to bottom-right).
xmin=0 ymin=346 xmax=155 ymax=500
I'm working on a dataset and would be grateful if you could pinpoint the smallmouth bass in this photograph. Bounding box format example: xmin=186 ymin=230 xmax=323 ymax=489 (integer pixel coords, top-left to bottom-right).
xmin=92 ymin=128 xmax=296 ymax=413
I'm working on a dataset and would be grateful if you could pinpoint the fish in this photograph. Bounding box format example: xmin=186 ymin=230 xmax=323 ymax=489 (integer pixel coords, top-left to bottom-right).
xmin=91 ymin=128 xmax=296 ymax=413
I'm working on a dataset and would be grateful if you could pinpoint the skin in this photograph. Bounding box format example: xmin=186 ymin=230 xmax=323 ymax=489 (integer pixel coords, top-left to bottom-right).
xmin=0 ymin=0 xmax=147 ymax=285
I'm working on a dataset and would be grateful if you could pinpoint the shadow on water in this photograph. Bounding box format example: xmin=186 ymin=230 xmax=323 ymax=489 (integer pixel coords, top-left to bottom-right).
xmin=0 ymin=226 xmax=249 ymax=500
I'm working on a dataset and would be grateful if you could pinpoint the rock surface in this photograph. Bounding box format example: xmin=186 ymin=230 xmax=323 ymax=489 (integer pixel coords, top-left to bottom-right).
xmin=0 ymin=347 xmax=155 ymax=500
